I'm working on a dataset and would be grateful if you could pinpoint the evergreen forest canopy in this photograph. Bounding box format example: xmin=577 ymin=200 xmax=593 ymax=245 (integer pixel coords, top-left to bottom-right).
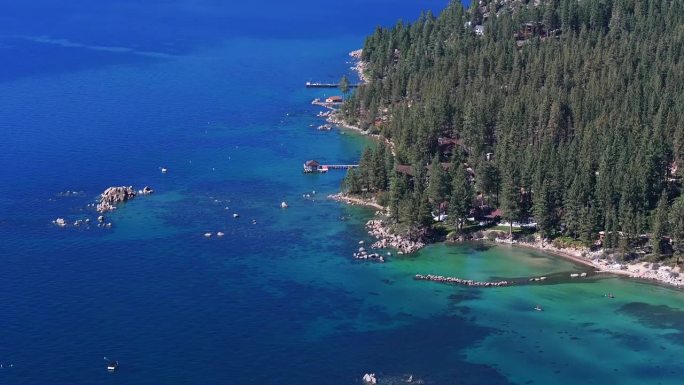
xmin=341 ymin=0 xmax=684 ymax=259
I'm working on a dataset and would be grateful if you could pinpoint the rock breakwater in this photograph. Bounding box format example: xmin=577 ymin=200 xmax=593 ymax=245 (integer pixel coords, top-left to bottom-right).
xmin=414 ymin=274 xmax=511 ymax=287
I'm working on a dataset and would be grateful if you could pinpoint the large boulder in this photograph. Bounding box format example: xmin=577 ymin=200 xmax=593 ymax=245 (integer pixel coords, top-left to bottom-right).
xmin=97 ymin=186 xmax=137 ymax=213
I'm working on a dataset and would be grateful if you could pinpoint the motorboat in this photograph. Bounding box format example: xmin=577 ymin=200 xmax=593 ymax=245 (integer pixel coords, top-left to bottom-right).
xmin=107 ymin=361 xmax=118 ymax=371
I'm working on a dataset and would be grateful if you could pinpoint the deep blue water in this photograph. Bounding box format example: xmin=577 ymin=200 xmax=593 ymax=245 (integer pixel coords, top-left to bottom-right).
xmin=2 ymin=1 xmax=684 ymax=385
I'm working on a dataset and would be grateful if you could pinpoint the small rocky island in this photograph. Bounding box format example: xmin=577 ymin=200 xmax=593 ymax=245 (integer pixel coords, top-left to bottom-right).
xmin=96 ymin=185 xmax=153 ymax=213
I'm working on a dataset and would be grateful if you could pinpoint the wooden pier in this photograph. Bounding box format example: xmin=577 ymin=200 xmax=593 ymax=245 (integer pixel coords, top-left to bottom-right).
xmin=304 ymin=160 xmax=358 ymax=173
xmin=306 ymin=82 xmax=360 ymax=88
xmin=323 ymin=164 xmax=359 ymax=170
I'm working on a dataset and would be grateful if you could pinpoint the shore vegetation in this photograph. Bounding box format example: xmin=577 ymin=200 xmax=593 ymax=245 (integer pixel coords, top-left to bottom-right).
xmin=338 ymin=0 xmax=684 ymax=271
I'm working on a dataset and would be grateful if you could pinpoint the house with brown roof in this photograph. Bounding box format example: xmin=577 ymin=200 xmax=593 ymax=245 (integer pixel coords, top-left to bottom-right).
xmin=303 ymin=160 xmax=322 ymax=173
xmin=325 ymin=96 xmax=343 ymax=104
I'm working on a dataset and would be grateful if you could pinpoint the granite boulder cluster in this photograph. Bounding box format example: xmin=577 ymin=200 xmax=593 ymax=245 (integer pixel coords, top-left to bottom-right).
xmin=96 ymin=185 xmax=152 ymax=213
xmin=367 ymin=219 xmax=425 ymax=254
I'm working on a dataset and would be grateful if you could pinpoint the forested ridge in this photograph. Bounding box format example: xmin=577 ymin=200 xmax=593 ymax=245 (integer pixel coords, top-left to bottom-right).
xmin=341 ymin=0 xmax=684 ymax=260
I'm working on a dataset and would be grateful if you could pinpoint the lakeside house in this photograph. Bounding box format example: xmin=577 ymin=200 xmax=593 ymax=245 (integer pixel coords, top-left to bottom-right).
xmin=438 ymin=137 xmax=462 ymax=158
xmin=325 ymin=96 xmax=343 ymax=104
xmin=483 ymin=208 xmax=502 ymax=224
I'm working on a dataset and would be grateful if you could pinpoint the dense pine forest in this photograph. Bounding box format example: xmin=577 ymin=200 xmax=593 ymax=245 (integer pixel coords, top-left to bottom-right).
xmin=341 ymin=0 xmax=684 ymax=260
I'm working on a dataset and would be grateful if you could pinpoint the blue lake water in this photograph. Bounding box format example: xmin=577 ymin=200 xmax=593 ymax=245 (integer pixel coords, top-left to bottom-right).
xmin=1 ymin=1 xmax=684 ymax=384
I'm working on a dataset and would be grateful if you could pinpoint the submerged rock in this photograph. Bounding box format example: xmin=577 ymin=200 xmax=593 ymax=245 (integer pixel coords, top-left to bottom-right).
xmin=139 ymin=186 xmax=154 ymax=195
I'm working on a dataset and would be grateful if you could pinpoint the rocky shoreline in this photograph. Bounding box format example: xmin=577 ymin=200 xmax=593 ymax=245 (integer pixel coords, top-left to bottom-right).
xmin=349 ymin=49 xmax=369 ymax=84
xmin=328 ymin=193 xmax=426 ymax=256
xmin=328 ymin=192 xmax=384 ymax=210
xmin=366 ymin=219 xmax=425 ymax=254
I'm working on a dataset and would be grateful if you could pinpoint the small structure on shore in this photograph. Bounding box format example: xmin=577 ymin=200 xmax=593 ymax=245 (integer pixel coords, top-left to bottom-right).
xmin=325 ymin=95 xmax=343 ymax=104
xmin=303 ymin=160 xmax=323 ymax=173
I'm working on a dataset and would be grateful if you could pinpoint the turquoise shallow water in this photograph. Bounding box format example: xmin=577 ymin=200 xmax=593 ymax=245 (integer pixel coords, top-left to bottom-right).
xmin=1 ymin=1 xmax=684 ymax=384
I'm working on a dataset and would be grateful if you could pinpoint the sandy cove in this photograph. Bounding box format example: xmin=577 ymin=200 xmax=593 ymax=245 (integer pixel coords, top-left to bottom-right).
xmin=493 ymin=238 xmax=684 ymax=287
xmin=329 ymin=191 xmax=684 ymax=287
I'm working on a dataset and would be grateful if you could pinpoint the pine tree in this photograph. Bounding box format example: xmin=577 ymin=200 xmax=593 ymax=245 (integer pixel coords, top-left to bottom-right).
xmin=339 ymin=75 xmax=350 ymax=99
xmin=343 ymin=168 xmax=362 ymax=194
xmin=670 ymin=196 xmax=684 ymax=261
xmin=427 ymin=154 xmax=449 ymax=215
xmin=499 ymin=170 xmax=521 ymax=238
xmin=343 ymin=0 xmax=684 ymax=257
xmin=449 ymin=162 xmax=471 ymax=232
xmin=651 ymin=191 xmax=669 ymax=259
xmin=604 ymin=205 xmax=618 ymax=250
xmin=358 ymin=147 xmax=374 ymax=191
xmin=533 ymin=180 xmax=554 ymax=241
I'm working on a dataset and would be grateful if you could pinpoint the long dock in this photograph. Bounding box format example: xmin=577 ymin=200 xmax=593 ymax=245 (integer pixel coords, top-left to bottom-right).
xmin=304 ymin=160 xmax=358 ymax=173
xmin=306 ymin=82 xmax=360 ymax=88
xmin=323 ymin=164 xmax=358 ymax=169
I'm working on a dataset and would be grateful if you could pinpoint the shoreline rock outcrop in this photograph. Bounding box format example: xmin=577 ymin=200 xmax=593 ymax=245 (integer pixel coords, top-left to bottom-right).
xmin=367 ymin=219 xmax=425 ymax=254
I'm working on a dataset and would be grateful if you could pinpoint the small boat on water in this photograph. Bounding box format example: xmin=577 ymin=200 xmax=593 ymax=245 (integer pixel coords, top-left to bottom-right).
xmin=107 ymin=361 xmax=119 ymax=371
xmin=534 ymin=305 xmax=543 ymax=311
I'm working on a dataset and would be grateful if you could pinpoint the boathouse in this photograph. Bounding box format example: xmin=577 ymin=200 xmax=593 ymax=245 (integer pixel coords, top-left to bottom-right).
xmin=325 ymin=96 xmax=343 ymax=104
xmin=304 ymin=160 xmax=322 ymax=173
